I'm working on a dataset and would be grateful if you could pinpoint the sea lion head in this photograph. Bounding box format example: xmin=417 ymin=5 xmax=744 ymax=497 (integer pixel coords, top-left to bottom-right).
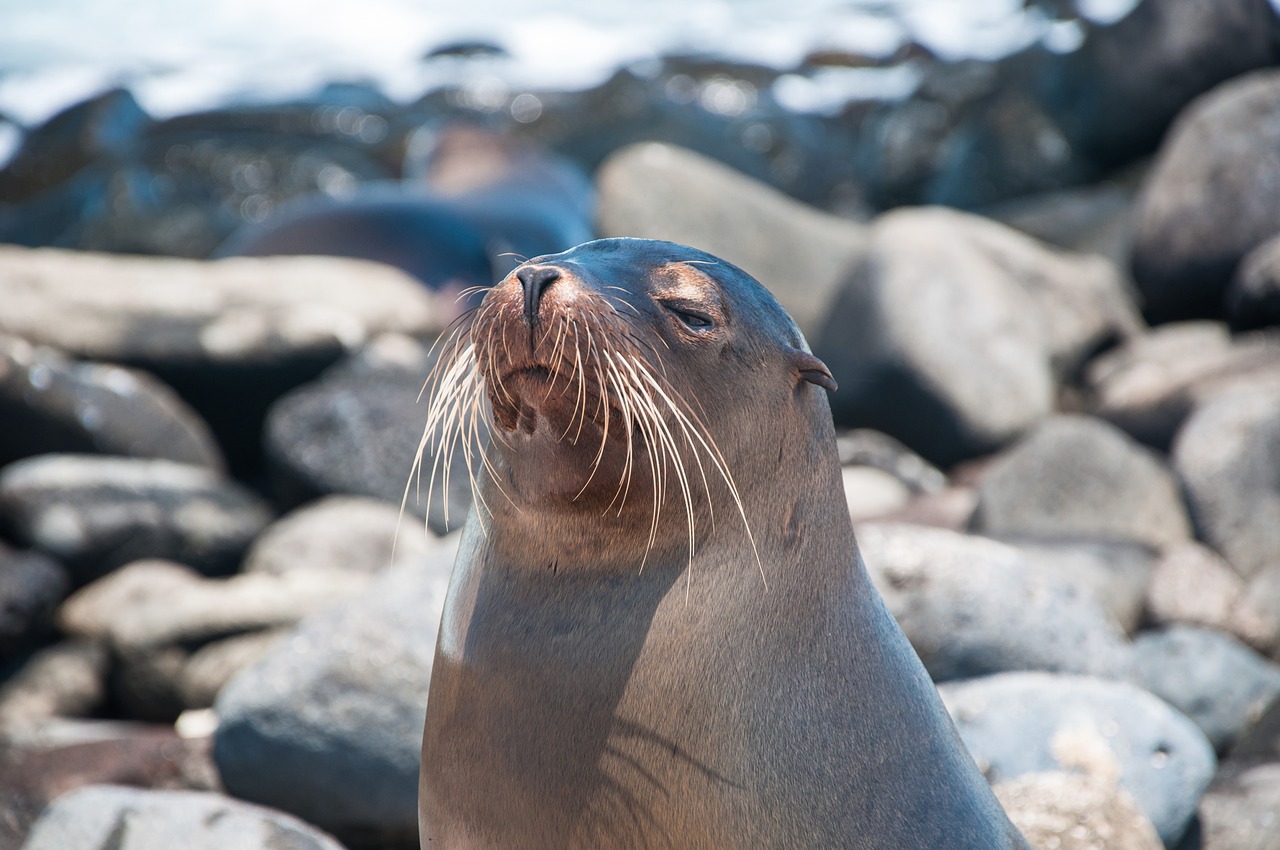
xmin=417 ymin=238 xmax=835 ymax=561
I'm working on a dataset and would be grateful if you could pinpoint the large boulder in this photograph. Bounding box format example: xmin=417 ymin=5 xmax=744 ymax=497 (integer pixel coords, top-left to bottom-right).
xmin=1132 ymin=69 xmax=1280 ymax=322
xmin=816 ymin=207 xmax=1138 ymax=465
xmin=970 ymin=414 xmax=1192 ymax=549
xmin=214 ymin=551 xmax=454 ymax=844
xmin=941 ymin=672 xmax=1215 ymax=846
xmin=596 ymin=142 xmax=868 ymax=340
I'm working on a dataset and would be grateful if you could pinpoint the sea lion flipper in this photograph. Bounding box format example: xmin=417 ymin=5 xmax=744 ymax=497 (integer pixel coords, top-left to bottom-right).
xmin=791 ymin=349 xmax=838 ymax=393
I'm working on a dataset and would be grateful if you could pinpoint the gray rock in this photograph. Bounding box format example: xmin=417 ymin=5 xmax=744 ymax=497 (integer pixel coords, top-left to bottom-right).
xmin=970 ymin=414 xmax=1192 ymax=550
xmin=178 ymin=629 xmax=288 ymax=710
xmin=0 ymin=334 xmax=222 ymax=470
xmin=816 ymin=207 xmax=1138 ymax=465
xmin=1146 ymin=543 xmax=1276 ymax=651
xmin=58 ymin=560 xmax=368 ymax=651
xmin=264 ymin=336 xmax=478 ymax=535
xmin=0 ymin=456 xmax=273 ymax=583
xmin=857 ymin=523 xmax=1132 ymax=681
xmin=241 ymin=494 xmax=434 ymax=576
xmin=0 ymin=641 xmax=107 ymax=729
xmin=19 ymin=785 xmax=346 ymax=850
xmin=1132 ymin=68 xmax=1280 ymax=321
xmin=842 ymin=466 xmax=912 ymax=522
xmin=1172 ymin=381 xmax=1280 ymax=580
xmin=0 ymin=245 xmax=449 ymax=469
xmin=1197 ymin=695 xmax=1280 ymax=850
xmin=595 ymin=142 xmax=868 ymax=340
xmin=835 ymin=428 xmax=947 ymax=495
xmin=1085 ymin=321 xmax=1280 ymax=450
xmin=214 ymin=556 xmax=453 ymax=841
xmin=1002 ymin=537 xmax=1156 ymax=635
xmin=0 ymin=547 xmax=69 ymax=660
xmin=1229 ymin=231 xmax=1280 ymax=330
xmin=940 ymin=672 xmax=1216 ymax=846
xmin=1132 ymin=626 xmax=1280 ymax=751
xmin=993 ymin=771 xmax=1163 ymax=850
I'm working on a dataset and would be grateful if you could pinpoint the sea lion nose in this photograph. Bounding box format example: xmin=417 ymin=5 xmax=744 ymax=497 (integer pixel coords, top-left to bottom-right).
xmin=517 ymin=264 xmax=561 ymax=322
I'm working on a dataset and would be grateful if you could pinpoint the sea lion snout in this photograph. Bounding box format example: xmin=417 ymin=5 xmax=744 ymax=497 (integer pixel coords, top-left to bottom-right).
xmin=515 ymin=263 xmax=562 ymax=322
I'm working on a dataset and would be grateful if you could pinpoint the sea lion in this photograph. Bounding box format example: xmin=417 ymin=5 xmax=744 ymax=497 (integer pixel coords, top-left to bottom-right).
xmin=417 ymin=238 xmax=1029 ymax=849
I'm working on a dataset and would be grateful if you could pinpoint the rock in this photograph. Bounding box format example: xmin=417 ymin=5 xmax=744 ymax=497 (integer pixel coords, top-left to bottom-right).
xmin=264 ymin=335 xmax=478 ymax=535
xmin=940 ymin=672 xmax=1216 ymax=846
xmin=857 ymin=523 xmax=1132 ymax=681
xmin=0 ymin=245 xmax=449 ymax=470
xmin=981 ymin=169 xmax=1143 ymax=270
xmin=214 ymin=555 xmax=453 ymax=842
xmin=1085 ymin=321 xmax=1280 ymax=450
xmin=1132 ymin=626 xmax=1280 ymax=751
xmin=994 ymin=771 xmax=1163 ymax=850
xmin=1001 ymin=537 xmax=1156 ymax=635
xmin=816 ymin=207 xmax=1138 ymax=465
xmin=866 ymin=485 xmax=979 ymax=531
xmin=0 ymin=456 xmax=272 ymax=583
xmin=0 ymin=641 xmax=108 ymax=729
xmin=0 ymin=547 xmax=69 ymax=661
xmin=1047 ymin=0 xmax=1280 ymax=168
xmin=0 ymin=88 xmax=151 ymax=204
xmin=1172 ymin=381 xmax=1280 ymax=580
xmin=18 ymin=785 xmax=344 ymax=850
xmin=1197 ymin=695 xmax=1280 ymax=850
xmin=1132 ymin=69 xmax=1280 ymax=322
xmin=970 ymin=414 xmax=1192 ymax=550
xmin=1229 ymin=231 xmax=1280 ymax=330
xmin=842 ymin=466 xmax=911 ymax=522
xmin=58 ymin=560 xmax=367 ymax=650
xmin=1146 ymin=543 xmax=1276 ymax=651
xmin=0 ymin=333 xmax=222 ymax=470
xmin=835 ymin=428 xmax=947 ymax=495
xmin=178 ymin=630 xmax=287 ymax=711
xmin=241 ymin=494 xmax=434 ymax=577
xmin=595 ymin=142 xmax=868 ymax=339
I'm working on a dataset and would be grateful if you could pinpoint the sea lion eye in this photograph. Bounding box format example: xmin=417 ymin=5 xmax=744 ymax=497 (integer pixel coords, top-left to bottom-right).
xmin=661 ymin=302 xmax=713 ymax=330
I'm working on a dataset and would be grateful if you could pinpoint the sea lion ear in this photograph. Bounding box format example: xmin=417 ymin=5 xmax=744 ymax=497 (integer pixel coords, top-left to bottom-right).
xmin=790 ymin=349 xmax=838 ymax=393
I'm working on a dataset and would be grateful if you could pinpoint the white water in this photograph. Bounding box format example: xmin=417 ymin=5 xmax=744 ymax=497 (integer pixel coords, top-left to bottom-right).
xmin=0 ymin=0 xmax=1145 ymax=166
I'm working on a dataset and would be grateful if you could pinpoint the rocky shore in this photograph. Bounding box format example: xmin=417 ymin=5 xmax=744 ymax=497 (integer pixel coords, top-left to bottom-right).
xmin=3 ymin=1 xmax=1280 ymax=848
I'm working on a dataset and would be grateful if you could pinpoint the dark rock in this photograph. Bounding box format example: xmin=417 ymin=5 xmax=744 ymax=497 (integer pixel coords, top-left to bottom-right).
xmin=0 ymin=641 xmax=107 ymax=729
xmin=0 ymin=88 xmax=151 ymax=204
xmin=0 ymin=246 xmax=448 ymax=472
xmin=18 ymin=785 xmax=344 ymax=850
xmin=214 ymin=558 xmax=452 ymax=843
xmin=1132 ymin=69 xmax=1280 ymax=322
xmin=1000 ymin=537 xmax=1156 ymax=635
xmin=241 ymin=494 xmax=436 ymax=577
xmin=0 ymin=548 xmax=69 ymax=661
xmin=816 ymin=207 xmax=1138 ymax=465
xmin=1172 ymin=381 xmax=1280 ymax=580
xmin=1229 ymin=231 xmax=1280 ymax=330
xmin=994 ymin=771 xmax=1163 ymax=850
xmin=940 ymin=672 xmax=1216 ymax=846
xmin=1132 ymin=626 xmax=1280 ymax=751
xmin=595 ymin=142 xmax=868 ymax=339
xmin=1085 ymin=321 xmax=1280 ymax=450
xmin=264 ymin=335 xmax=478 ymax=535
xmin=1146 ymin=543 xmax=1275 ymax=652
xmin=857 ymin=523 xmax=1132 ymax=681
xmin=1197 ymin=695 xmax=1280 ymax=850
xmin=0 ymin=456 xmax=272 ymax=583
xmin=1046 ymin=0 xmax=1280 ymax=168
xmin=0 ymin=333 xmax=222 ymax=470
xmin=970 ymin=414 xmax=1191 ymax=549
